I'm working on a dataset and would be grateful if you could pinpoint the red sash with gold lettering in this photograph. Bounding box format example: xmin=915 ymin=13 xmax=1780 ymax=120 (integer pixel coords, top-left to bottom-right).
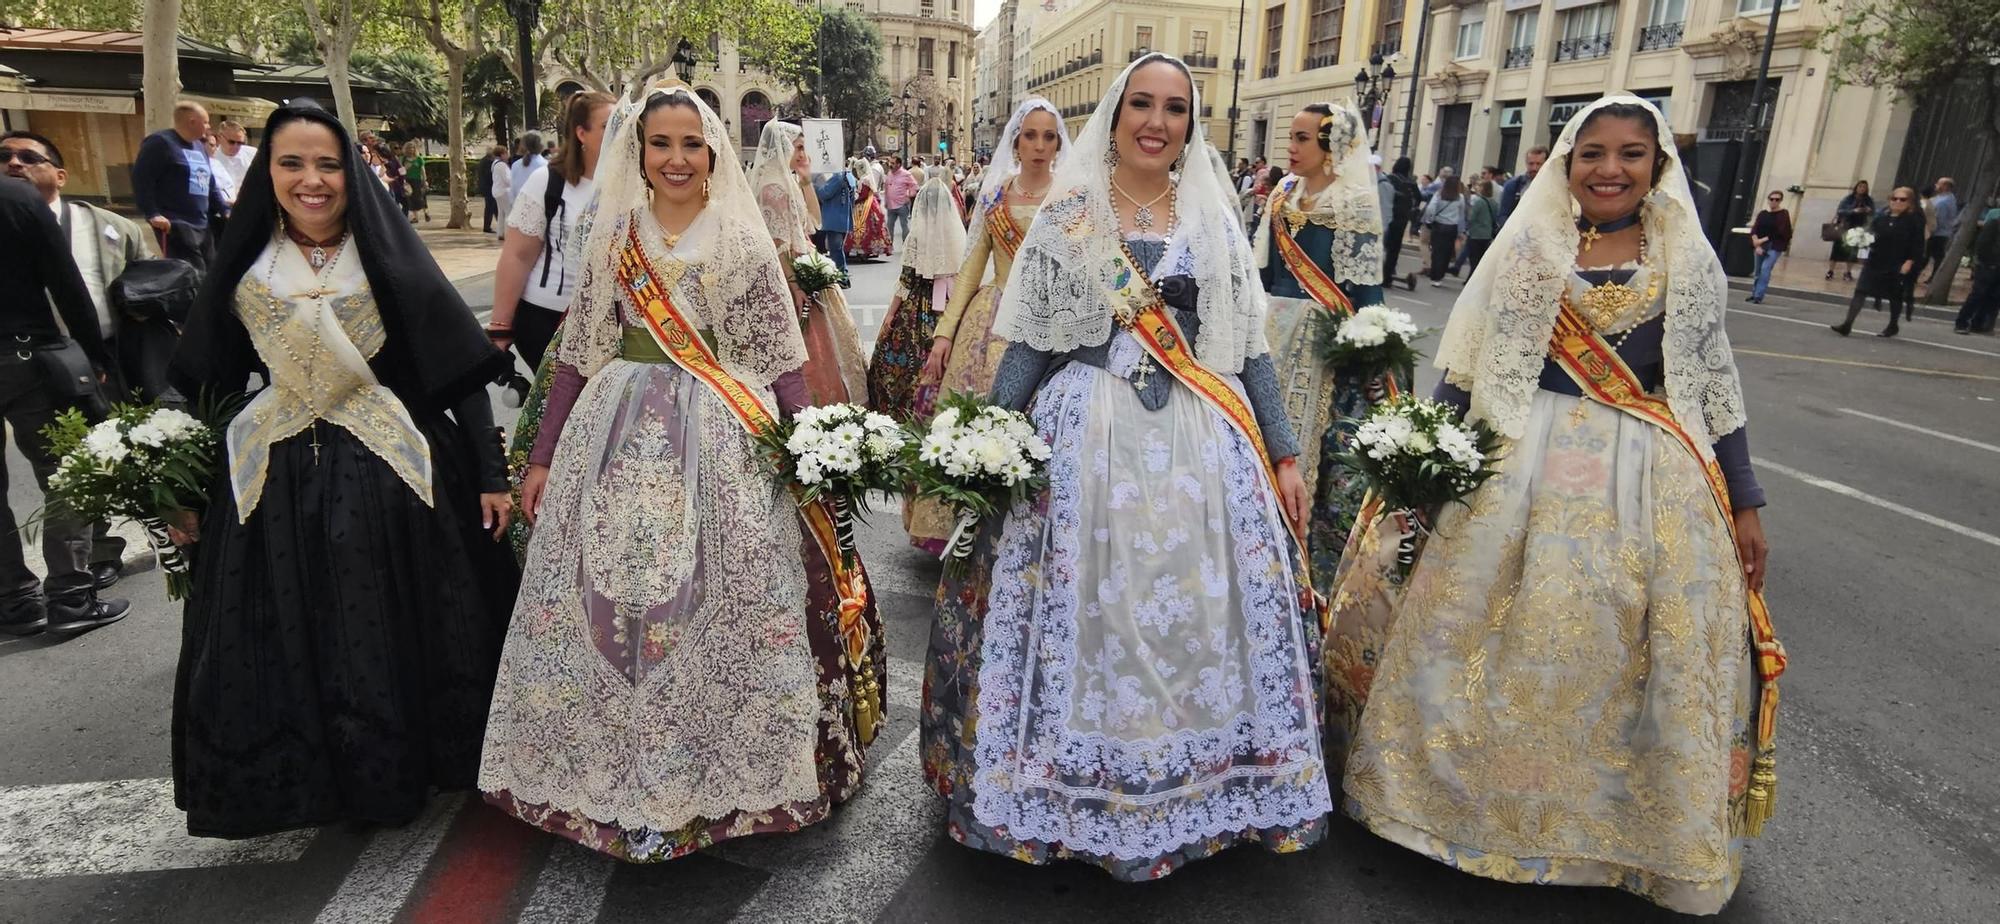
xmin=1548 ymin=300 xmax=1785 ymax=835
xmin=986 ymin=198 xmax=1027 ymax=261
xmin=613 ymin=226 xmax=881 ymax=743
xmin=1269 ymin=179 xmax=1403 ymax=402
xmin=1107 ymin=248 xmax=1326 ymax=622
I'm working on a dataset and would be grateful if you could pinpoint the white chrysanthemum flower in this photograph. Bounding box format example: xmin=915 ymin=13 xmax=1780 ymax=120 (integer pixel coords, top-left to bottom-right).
xmin=126 ymin=422 xmax=168 ymax=448
xmin=148 ymin=408 xmax=202 ymax=439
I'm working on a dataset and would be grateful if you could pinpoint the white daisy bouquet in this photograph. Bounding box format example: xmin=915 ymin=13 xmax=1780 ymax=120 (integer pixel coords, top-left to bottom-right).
xmin=903 ymin=392 xmax=1052 ymax=568
xmin=754 ymin=403 xmax=909 ymax=563
xmin=1842 ymin=225 xmax=1875 ymax=257
xmin=1316 ymin=304 xmax=1425 ymax=383
xmin=38 ymin=403 xmax=220 ymax=600
xmin=1336 ymin=396 xmax=1504 ymax=575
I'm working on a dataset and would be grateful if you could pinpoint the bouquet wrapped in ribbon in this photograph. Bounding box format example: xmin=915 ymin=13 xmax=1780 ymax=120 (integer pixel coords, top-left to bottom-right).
xmin=39 ymin=403 xmax=220 ymax=600
xmin=1842 ymin=225 xmax=1876 ymax=259
xmin=903 ymin=392 xmax=1051 ymax=571
xmin=1315 ymin=303 xmax=1424 ymax=385
xmin=791 ymin=251 xmax=847 ymax=325
xmin=1336 ymin=396 xmax=1505 ymax=576
xmin=753 ymin=402 xmax=907 ymax=564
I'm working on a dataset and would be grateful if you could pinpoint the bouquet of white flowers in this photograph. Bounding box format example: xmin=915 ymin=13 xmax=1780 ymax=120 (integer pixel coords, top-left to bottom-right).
xmin=1842 ymin=225 xmax=1876 ymax=258
xmin=1316 ymin=304 xmax=1425 ymax=384
xmin=903 ymin=392 xmax=1052 ymax=568
xmin=39 ymin=403 xmax=220 ymax=600
xmin=1336 ymin=396 xmax=1505 ymax=575
xmin=754 ymin=403 xmax=908 ymax=564
xmin=791 ymin=251 xmax=846 ymax=307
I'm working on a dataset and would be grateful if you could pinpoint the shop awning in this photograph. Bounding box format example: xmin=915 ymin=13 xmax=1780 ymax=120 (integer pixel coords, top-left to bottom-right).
xmin=0 ymin=87 xmax=135 ymax=115
xmin=179 ymin=91 xmax=279 ymax=128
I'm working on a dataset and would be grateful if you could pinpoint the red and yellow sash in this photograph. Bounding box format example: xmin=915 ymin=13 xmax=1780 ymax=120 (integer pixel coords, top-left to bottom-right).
xmin=1107 ymin=247 xmax=1326 ymax=622
xmin=1269 ymin=179 xmax=1403 ymax=402
xmin=987 ymin=198 xmax=1027 ymax=261
xmin=613 ymin=226 xmax=880 ymax=740
xmin=1548 ymin=300 xmax=1786 ymax=835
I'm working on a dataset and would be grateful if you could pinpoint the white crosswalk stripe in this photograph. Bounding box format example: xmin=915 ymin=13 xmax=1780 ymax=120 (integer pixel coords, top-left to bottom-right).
xmin=518 ymin=841 xmax=619 ymax=923
xmin=312 ymin=795 xmax=465 ymax=924
xmin=0 ymin=777 xmax=313 ymax=880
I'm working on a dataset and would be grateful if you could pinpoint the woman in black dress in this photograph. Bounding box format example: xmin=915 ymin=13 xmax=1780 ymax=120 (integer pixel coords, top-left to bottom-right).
xmin=169 ymin=99 xmax=519 ymax=838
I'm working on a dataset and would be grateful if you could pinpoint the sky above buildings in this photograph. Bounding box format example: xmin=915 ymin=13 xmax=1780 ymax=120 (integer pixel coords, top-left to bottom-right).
xmin=975 ymin=0 xmax=1003 ymax=28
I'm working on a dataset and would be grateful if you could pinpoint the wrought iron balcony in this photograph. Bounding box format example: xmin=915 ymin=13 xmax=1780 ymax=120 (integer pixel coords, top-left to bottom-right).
xmin=1187 ymin=53 xmax=1219 ymax=68
xmin=1304 ymin=52 xmax=1338 ymax=71
xmin=1261 ymin=63 xmax=1280 ymax=79
xmin=1201 ymin=105 xmax=1214 ymax=117
xmin=1503 ymin=45 xmax=1533 ymax=69
xmin=1638 ymin=21 xmax=1683 ymax=51
xmin=1371 ymin=39 xmax=1401 ymax=59
xmin=1554 ymin=33 xmax=1613 ymax=62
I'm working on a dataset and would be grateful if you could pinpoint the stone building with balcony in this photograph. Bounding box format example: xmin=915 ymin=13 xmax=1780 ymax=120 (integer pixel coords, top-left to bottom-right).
xmin=973 ymin=0 xmax=1018 ymax=154
xmin=1020 ymin=0 xmax=1244 ymax=147
xmin=1407 ymin=0 xmax=1909 ymax=244
xmin=1232 ymin=0 xmax=1427 ymax=168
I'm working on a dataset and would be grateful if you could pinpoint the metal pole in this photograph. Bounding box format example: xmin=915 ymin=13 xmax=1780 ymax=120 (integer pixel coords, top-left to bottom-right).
xmin=817 ymin=0 xmax=827 ymax=118
xmin=515 ymin=11 xmax=536 ymax=131
xmin=1226 ymin=0 xmax=1246 ymax=164
xmin=1398 ymin=0 xmax=1433 ymax=159
xmin=1728 ymin=0 xmax=1785 ymax=228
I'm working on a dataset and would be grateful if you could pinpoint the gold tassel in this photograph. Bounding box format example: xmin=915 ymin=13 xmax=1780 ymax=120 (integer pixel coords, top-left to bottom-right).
xmin=851 ymin=650 xmax=882 ymax=747
xmin=1742 ymin=752 xmax=1777 ymax=837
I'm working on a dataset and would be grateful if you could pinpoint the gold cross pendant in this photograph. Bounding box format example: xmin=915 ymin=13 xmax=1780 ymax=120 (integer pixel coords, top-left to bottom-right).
xmin=1579 ymin=225 xmax=1601 ymax=252
xmin=309 ymin=423 xmax=323 ymax=465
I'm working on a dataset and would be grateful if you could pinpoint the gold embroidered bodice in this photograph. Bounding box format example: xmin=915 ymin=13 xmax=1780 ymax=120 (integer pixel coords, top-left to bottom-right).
xmin=226 ymin=240 xmax=433 ymax=520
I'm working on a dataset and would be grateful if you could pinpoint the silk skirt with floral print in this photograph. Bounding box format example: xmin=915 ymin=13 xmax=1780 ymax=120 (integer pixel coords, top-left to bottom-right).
xmin=1341 ymin=390 xmax=1758 ymax=914
xmin=922 ymin=339 xmax=1332 ymax=881
xmin=906 ymin=281 xmax=1012 ymax=550
xmin=478 ymin=359 xmax=876 ymax=862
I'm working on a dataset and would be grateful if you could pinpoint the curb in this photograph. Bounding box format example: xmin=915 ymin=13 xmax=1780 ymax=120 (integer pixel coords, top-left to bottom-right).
xmin=1724 ymin=277 xmax=1966 ymax=322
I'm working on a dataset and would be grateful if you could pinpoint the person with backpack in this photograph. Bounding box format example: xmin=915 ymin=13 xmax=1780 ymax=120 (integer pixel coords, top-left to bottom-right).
xmin=1382 ymin=156 xmax=1420 ymax=288
xmin=486 ymin=92 xmax=613 ymax=374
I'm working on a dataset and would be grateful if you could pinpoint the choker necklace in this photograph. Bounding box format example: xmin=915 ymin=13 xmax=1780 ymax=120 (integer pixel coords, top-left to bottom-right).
xmin=1576 ymin=211 xmax=1641 ymax=252
xmin=282 ymin=220 xmax=348 ymax=270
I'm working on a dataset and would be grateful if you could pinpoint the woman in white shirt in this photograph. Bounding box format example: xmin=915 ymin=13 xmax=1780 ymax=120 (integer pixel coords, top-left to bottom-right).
xmin=487 ymin=91 xmax=614 ymax=373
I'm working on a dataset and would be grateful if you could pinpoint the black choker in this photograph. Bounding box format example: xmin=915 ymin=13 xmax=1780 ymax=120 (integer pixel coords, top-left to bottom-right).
xmin=1577 ymin=212 xmax=1641 ymax=251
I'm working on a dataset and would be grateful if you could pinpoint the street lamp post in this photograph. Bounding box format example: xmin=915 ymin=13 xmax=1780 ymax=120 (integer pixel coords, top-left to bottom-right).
xmin=1398 ymin=0 xmax=1433 ymax=158
xmin=1226 ymin=0 xmax=1246 ymax=164
xmin=1727 ymin=0 xmax=1787 ymax=230
xmin=504 ymin=0 xmax=543 ymax=132
xmin=1352 ymin=53 xmax=1398 ymax=151
xmin=671 ymin=38 xmax=698 ymax=85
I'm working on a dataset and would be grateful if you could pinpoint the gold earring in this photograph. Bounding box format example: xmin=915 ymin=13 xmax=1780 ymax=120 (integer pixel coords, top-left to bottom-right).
xmin=645 ymin=184 xmax=655 ymax=206
xmin=702 ymin=178 xmax=711 ymax=201
xmin=1322 ymin=156 xmax=1334 ymax=176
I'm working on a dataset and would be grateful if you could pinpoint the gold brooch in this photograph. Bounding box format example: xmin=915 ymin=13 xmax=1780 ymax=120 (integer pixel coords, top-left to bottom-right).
xmin=1578 ymin=280 xmax=1643 ymax=330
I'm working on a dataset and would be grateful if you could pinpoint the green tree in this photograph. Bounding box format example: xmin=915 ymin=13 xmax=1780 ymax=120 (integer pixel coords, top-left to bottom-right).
xmin=405 ymin=0 xmax=504 ymax=229
xmin=526 ymin=0 xmax=814 ymax=94
xmin=794 ymin=7 xmax=887 ymax=152
xmin=353 ymin=48 xmax=448 ymax=141
xmin=1823 ymin=0 xmax=2000 ymax=303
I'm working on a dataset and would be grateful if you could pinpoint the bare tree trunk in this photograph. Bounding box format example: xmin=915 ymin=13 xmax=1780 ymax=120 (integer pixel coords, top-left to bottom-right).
xmin=325 ymin=50 xmax=361 ymax=136
xmin=445 ymin=53 xmax=469 ymax=228
xmin=141 ymin=0 xmax=183 ymax=130
xmin=302 ymin=0 xmax=363 ymax=135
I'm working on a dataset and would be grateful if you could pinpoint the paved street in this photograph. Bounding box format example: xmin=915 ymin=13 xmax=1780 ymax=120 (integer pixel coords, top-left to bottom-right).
xmin=2 ymin=241 xmax=1997 ymax=923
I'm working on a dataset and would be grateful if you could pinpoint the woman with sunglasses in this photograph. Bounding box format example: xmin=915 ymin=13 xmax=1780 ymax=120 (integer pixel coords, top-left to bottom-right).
xmin=1748 ymin=190 xmax=1792 ymax=303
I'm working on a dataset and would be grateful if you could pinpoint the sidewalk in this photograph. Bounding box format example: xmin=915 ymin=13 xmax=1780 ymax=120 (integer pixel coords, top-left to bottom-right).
xmin=1726 ymin=247 xmax=1974 ymax=319
xmin=408 ymin=195 xmax=504 ymax=284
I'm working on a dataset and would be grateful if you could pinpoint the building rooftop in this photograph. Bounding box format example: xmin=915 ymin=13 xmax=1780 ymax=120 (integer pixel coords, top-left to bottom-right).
xmin=0 ymin=28 xmax=258 ymax=67
xmin=236 ymin=63 xmax=394 ymax=90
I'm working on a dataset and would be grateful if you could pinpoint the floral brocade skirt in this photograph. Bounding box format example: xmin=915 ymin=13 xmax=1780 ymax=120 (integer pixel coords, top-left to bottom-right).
xmin=922 ymin=343 xmax=1331 ymax=881
xmin=867 ymin=268 xmax=939 ymax=421
xmin=905 ymin=282 xmax=1010 ymax=551
xmin=1338 ymin=390 xmax=1759 ymax=914
xmin=802 ymin=284 xmax=871 ymax=407
xmin=478 ymin=359 xmax=880 ymax=862
xmin=849 ymin=196 xmax=893 ymax=258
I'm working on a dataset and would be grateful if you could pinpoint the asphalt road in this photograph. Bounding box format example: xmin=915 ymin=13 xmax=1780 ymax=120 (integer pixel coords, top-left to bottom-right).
xmin=1 ymin=243 xmax=1996 ymax=923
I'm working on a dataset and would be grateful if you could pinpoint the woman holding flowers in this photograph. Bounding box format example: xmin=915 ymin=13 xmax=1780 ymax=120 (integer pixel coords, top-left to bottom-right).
xmin=904 ymin=98 xmax=1067 ymax=553
xmin=750 ymin=121 xmax=868 ymax=404
xmin=168 ymin=99 xmax=518 ymax=838
xmin=478 ymin=87 xmax=880 ymax=862
xmin=1254 ymin=101 xmax=1398 ymax=590
xmin=1339 ymin=96 xmax=1784 ymax=914
xmin=867 ymin=170 xmax=967 ymax=425
xmin=922 ymin=54 xmax=1331 ymax=880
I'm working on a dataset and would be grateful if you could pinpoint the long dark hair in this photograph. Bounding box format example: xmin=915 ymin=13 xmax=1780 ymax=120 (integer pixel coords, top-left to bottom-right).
xmin=1301 ymin=102 xmax=1333 ymax=152
xmin=1439 ymin=175 xmax=1462 ymax=202
xmin=173 ymin=99 xmax=507 ymax=411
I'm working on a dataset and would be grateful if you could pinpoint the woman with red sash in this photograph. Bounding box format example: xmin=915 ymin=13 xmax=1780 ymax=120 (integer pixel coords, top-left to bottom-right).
xmin=921 ymin=54 xmax=1331 ymax=880
xmin=903 ymin=98 xmax=1068 ymax=553
xmin=1338 ymin=96 xmax=1785 ymax=913
xmin=1253 ymin=101 xmax=1388 ymax=593
xmin=479 ymin=86 xmax=880 ymax=862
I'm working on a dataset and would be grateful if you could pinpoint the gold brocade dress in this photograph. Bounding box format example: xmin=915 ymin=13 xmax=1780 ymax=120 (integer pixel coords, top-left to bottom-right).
xmin=1337 ymin=266 xmax=1760 ymax=915
xmin=903 ymin=200 xmax=1037 ymax=550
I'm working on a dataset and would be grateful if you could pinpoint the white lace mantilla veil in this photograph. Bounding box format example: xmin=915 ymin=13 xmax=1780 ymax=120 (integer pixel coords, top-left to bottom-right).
xmin=902 ymin=173 xmax=969 ymax=278
xmin=1252 ymin=101 xmax=1384 ymax=286
xmin=965 ymin=96 xmax=1070 ymax=261
xmin=747 ymin=120 xmax=815 ymax=255
xmin=1434 ymin=93 xmax=1745 ymax=453
xmin=558 ymin=84 xmax=808 ymax=389
xmin=994 ymin=53 xmax=1269 ymax=374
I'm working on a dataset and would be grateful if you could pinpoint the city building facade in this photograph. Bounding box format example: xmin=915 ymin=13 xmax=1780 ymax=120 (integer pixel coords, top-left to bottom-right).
xmin=1232 ymin=0 xmax=1425 ymax=169
xmin=973 ymin=0 xmax=1018 ymax=153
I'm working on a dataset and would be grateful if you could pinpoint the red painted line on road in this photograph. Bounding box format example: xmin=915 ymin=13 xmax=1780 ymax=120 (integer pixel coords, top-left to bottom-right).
xmin=404 ymin=799 xmax=545 ymax=924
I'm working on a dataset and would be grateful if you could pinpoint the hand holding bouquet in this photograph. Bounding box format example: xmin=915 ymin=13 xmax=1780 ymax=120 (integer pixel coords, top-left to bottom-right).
xmin=1336 ymin=396 xmax=1504 ymax=576
xmin=754 ymin=403 xmax=908 ymax=564
xmin=39 ymin=403 xmax=220 ymax=599
xmin=903 ymin=392 xmax=1052 ymax=568
xmin=1316 ymin=304 xmax=1424 ymax=384
xmin=791 ymin=252 xmax=846 ymax=324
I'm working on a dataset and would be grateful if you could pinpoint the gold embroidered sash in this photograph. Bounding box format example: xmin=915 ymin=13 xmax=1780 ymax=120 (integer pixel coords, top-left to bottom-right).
xmin=1105 ymin=246 xmax=1326 ymax=623
xmin=986 ymin=199 xmax=1026 ymax=261
xmin=612 ymin=226 xmax=881 ymax=743
xmin=1271 ymin=178 xmax=1404 ymax=403
xmin=228 ymin=274 xmax=432 ymax=521
xmin=1548 ymin=300 xmax=1786 ymax=836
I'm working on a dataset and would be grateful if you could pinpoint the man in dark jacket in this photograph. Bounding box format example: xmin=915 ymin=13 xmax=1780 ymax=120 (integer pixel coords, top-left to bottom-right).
xmin=131 ymin=100 xmax=229 ymax=273
xmin=1953 ymin=202 xmax=2000 ymax=334
xmin=475 ymin=148 xmax=498 ymax=232
xmin=1382 ymin=157 xmax=1420 ymax=289
xmin=1833 ymin=186 xmax=1927 ymax=338
xmin=0 ymin=174 xmax=130 ymax=634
